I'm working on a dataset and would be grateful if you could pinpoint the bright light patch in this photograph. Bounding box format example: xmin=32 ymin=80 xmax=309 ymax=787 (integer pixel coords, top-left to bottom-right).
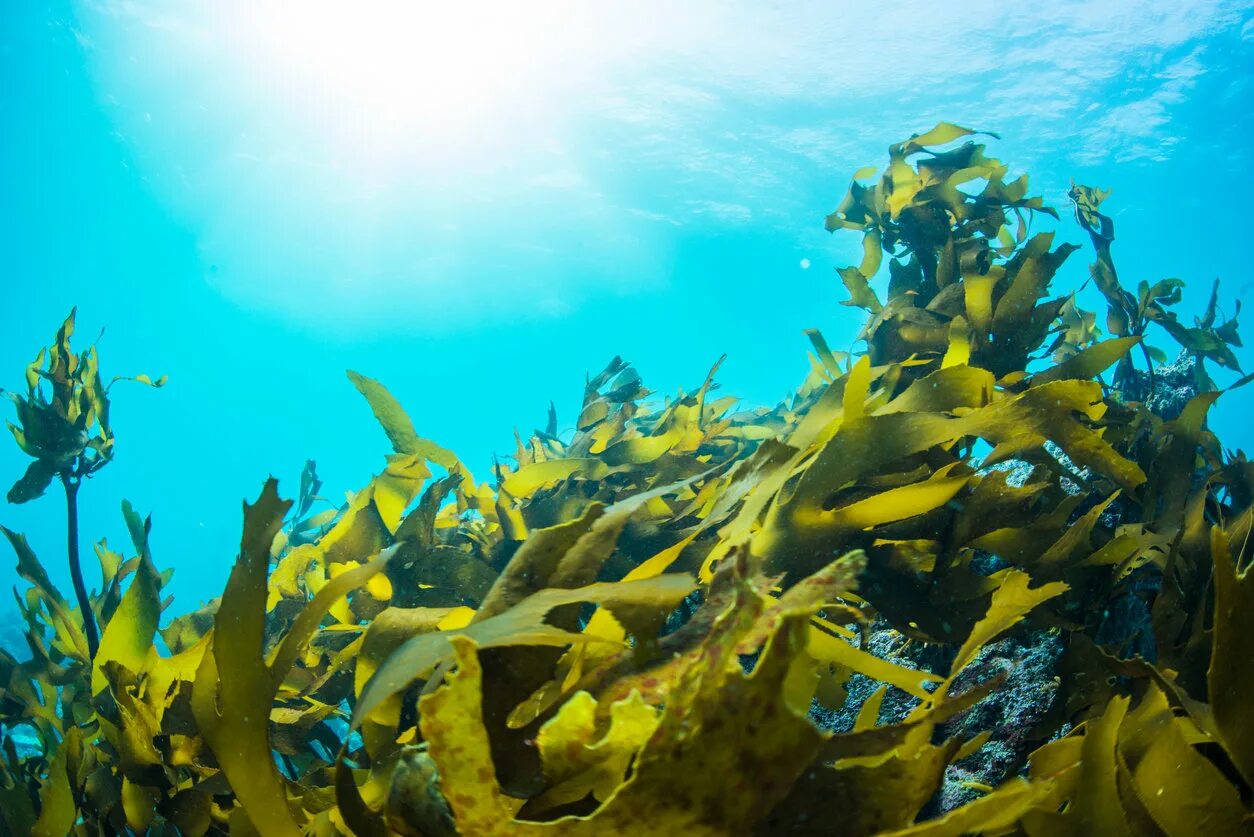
xmin=219 ymin=1 xmax=605 ymax=174
xmin=74 ymin=0 xmax=1240 ymax=330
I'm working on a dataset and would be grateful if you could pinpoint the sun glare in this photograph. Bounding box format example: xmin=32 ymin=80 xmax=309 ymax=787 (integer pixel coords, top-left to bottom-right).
xmin=224 ymin=1 xmax=599 ymax=171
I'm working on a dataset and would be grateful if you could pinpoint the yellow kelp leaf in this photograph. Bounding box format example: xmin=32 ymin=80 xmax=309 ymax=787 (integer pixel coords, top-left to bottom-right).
xmin=878 ymin=365 xmax=993 ymax=416
xmin=353 ymin=604 xmax=468 ymax=735
xmin=885 ymin=159 xmax=923 ymax=218
xmin=95 ymin=538 xmax=123 ymax=589
xmin=897 ymin=121 xmax=978 ymax=154
xmin=979 ymin=380 xmax=1145 ymax=490
xmin=805 ymin=329 xmax=848 ymax=377
xmin=366 ymin=570 xmax=393 ymax=600
xmin=1150 ymin=391 xmax=1221 ymax=531
xmin=947 ymin=570 xmax=1066 ymax=681
xmin=92 ymin=556 xmax=160 ymax=696
xmin=31 ymin=726 xmax=80 ymax=837
xmin=577 ymin=398 xmax=610 ymax=430
xmin=1034 ymin=491 xmax=1120 ymax=572
xmin=372 ymin=453 xmax=432 ymax=531
xmin=270 ymin=700 xmax=339 ymax=756
xmin=551 ymin=477 xmax=705 ymax=594
xmin=516 ymin=534 xmax=713 ymax=724
xmin=824 ymin=467 xmax=969 ymax=531
xmin=532 ymin=690 xmax=660 ymax=813
xmin=142 ymin=632 xmax=209 ymax=719
xmin=739 ymin=550 xmax=865 ymax=648
xmin=495 ymin=484 xmax=529 ymax=541
xmin=758 ymin=381 xmax=1122 ymax=572
xmin=502 ymin=458 xmax=611 ymax=497
xmin=1080 ymin=527 xmax=1166 ymax=580
xmin=483 ymin=477 xmax=703 ymax=622
xmin=989 ymin=237 xmax=1055 ymax=332
xmin=762 ymin=737 xmax=961 ymax=835
xmin=268 ymin=547 xmax=393 ymax=686
xmin=940 ymin=315 xmax=970 ymax=368
xmin=100 ymin=663 xmax=165 ymax=774
xmin=2 ymin=527 xmax=89 ymax=661
xmin=876 ymin=778 xmax=1044 ymax=836
xmin=165 ymin=788 xmax=213 ymax=836
xmin=352 ymin=574 xmax=695 ymax=733
xmin=698 ymin=441 xmax=799 ymax=581
xmin=121 ymin=778 xmax=159 ymax=831
xmin=191 ymin=479 xmax=301 ymax=837
xmin=856 ymin=686 xmax=888 ymax=732
xmin=1123 ymin=682 xmax=1249 ymax=835
xmin=754 ymin=412 xmax=960 ymax=569
xmin=576 ymin=614 xmax=827 ymax=833
xmin=584 ymin=532 xmax=699 ymax=643
xmin=839 ymin=266 xmax=885 ymax=313
xmin=1020 ymin=696 xmax=1132 ymax=837
xmin=347 ymin=370 xmax=458 ymax=468
xmin=600 ymin=405 xmax=693 ymax=466
xmin=806 ymin=625 xmax=940 ymax=700
xmin=476 ymin=563 xmax=814 ymax=834
xmin=951 ymin=730 xmax=991 ymax=765
xmin=268 ymin=462 xmax=417 ymax=610
xmin=476 ymin=505 xmax=606 ymax=620
xmin=855 ymin=228 xmax=883 ymax=281
xmin=439 ymin=606 xmax=475 ymax=629
xmin=1032 ymin=336 xmax=1140 ymax=386
xmin=417 ymin=636 xmax=531 ymax=835
xmin=843 ymin=355 xmax=872 ymax=420
xmin=962 ymin=269 xmax=999 ymax=335
xmin=1207 ymin=527 xmax=1254 ymax=788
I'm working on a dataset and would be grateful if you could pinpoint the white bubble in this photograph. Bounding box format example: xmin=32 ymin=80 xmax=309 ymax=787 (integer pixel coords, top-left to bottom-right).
xmin=799 ymin=258 xmax=811 ymax=270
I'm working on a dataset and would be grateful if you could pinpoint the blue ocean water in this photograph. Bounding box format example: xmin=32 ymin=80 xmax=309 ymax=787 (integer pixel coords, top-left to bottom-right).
xmin=1 ymin=1 xmax=1252 ymax=620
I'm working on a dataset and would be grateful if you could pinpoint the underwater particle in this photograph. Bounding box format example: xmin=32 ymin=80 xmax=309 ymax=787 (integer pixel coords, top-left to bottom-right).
xmin=800 ymin=258 xmax=812 ymax=270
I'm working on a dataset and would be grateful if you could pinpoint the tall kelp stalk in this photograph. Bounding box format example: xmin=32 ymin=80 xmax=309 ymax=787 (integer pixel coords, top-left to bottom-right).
xmin=2 ymin=309 xmax=164 ymax=659
xmin=1 ymin=126 xmax=1251 ymax=835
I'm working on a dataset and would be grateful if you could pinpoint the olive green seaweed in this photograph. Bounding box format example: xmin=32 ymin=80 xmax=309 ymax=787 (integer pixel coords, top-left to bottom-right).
xmin=1 ymin=125 xmax=1251 ymax=835
xmin=2 ymin=309 xmax=164 ymax=660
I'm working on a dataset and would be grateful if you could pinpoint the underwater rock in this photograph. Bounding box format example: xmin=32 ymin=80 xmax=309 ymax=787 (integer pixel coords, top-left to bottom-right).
xmin=982 ymin=459 xmax=1035 ymax=488
xmin=1093 ymin=566 xmax=1159 ymax=662
xmin=809 ymin=621 xmax=1064 ymax=815
xmin=931 ymin=630 xmax=1063 ymax=813
xmin=810 ymin=621 xmax=948 ymax=734
xmin=1116 ymin=349 xmax=1199 ymax=421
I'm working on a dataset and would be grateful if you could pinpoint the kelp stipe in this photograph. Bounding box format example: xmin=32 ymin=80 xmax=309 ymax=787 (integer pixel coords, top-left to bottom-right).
xmin=1 ymin=126 xmax=1251 ymax=834
xmin=3 ymin=308 xmax=165 ymax=661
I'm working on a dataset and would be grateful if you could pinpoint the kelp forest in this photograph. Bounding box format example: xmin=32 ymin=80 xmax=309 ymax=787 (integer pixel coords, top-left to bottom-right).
xmin=1 ymin=124 xmax=1251 ymax=835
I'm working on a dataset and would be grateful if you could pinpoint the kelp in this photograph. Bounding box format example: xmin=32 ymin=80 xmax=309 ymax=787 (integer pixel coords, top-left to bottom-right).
xmin=2 ymin=308 xmax=164 ymax=659
xmin=1069 ymin=182 xmax=1242 ymax=391
xmin=2 ymin=124 xmax=1252 ymax=835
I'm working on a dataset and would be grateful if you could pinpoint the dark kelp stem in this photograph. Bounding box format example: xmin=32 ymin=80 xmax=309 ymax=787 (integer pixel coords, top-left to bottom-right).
xmin=63 ymin=475 xmax=99 ymax=660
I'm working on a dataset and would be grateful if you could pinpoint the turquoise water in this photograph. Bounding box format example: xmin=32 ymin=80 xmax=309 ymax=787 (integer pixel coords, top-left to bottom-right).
xmin=2 ymin=1 xmax=1252 ymax=616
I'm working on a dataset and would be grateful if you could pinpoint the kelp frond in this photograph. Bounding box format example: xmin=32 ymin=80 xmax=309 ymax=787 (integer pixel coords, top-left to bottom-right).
xmin=1 ymin=125 xmax=1250 ymax=835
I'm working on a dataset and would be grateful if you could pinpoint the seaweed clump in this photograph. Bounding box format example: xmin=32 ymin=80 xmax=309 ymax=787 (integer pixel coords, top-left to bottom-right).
xmin=1 ymin=124 xmax=1251 ymax=835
